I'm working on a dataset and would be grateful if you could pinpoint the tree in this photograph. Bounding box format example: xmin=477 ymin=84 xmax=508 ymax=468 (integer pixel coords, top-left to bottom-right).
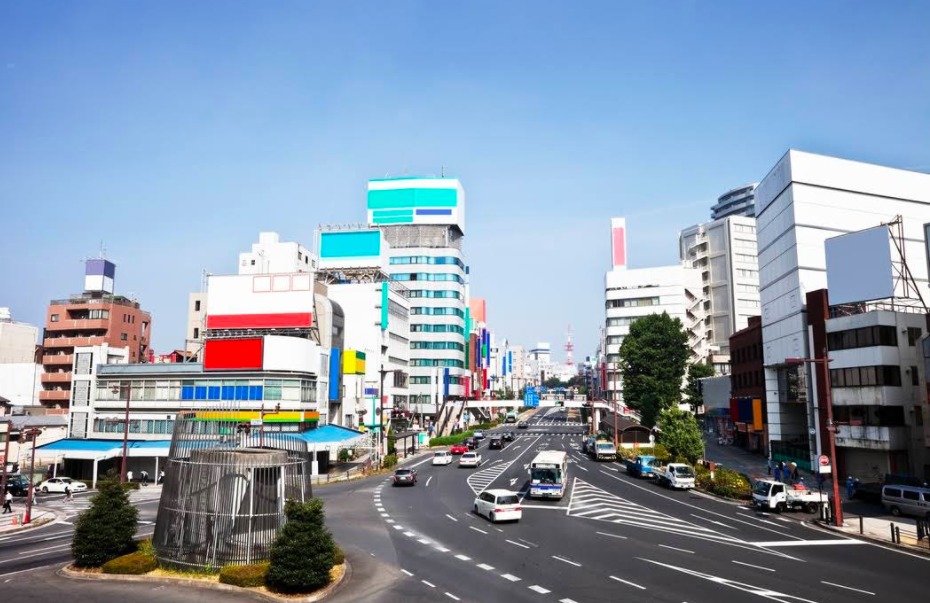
xmin=266 ymin=498 xmax=338 ymax=594
xmin=618 ymin=312 xmax=689 ymax=427
xmin=684 ymin=362 xmax=716 ymax=411
xmin=71 ymin=469 xmax=139 ymax=567
xmin=656 ymin=408 xmax=705 ymax=464
xmin=543 ymin=377 xmax=564 ymax=389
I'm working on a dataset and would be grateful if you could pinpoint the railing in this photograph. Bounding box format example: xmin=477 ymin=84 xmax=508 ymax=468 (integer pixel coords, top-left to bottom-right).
xmin=39 ymin=390 xmax=71 ymax=401
xmin=40 ymin=373 xmax=72 ymax=383
xmin=43 ymin=336 xmax=107 ymax=348
xmin=46 ymin=318 xmax=110 ymax=331
xmin=42 ymin=354 xmax=74 ymax=365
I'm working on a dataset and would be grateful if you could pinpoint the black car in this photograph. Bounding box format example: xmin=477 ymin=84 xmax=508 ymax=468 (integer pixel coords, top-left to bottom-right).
xmin=3 ymin=475 xmax=31 ymax=497
xmin=488 ymin=437 xmax=504 ymax=450
xmin=517 ymin=420 xmax=528 ymax=429
xmin=501 ymin=432 xmax=515 ymax=442
xmin=392 ymin=468 xmax=418 ymax=487
xmin=465 ymin=437 xmax=479 ymax=450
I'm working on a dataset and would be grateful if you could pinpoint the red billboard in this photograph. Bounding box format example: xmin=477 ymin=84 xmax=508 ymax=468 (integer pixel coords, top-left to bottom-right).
xmin=204 ymin=338 xmax=264 ymax=371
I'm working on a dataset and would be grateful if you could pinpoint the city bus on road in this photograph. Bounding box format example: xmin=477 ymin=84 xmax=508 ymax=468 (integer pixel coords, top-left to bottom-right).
xmin=528 ymin=450 xmax=568 ymax=499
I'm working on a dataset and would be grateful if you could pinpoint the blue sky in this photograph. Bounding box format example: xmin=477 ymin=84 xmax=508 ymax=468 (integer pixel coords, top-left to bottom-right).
xmin=2 ymin=1 xmax=929 ymax=360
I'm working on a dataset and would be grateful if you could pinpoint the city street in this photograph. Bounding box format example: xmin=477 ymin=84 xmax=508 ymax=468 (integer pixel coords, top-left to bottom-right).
xmin=1 ymin=408 xmax=927 ymax=602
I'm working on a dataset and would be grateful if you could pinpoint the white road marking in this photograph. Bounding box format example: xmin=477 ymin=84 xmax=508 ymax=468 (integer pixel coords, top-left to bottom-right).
xmin=732 ymin=560 xmax=775 ymax=572
xmin=435 ymin=546 xmax=450 ymax=552
xmin=575 ymin=464 xmax=589 ymax=471
xmin=659 ymin=544 xmax=694 ymax=554
xmin=519 ymin=504 xmax=568 ymax=510
xmin=422 ymin=580 xmax=436 ymax=588
xmin=519 ymin=538 xmax=539 ymax=547
xmin=501 ymin=573 xmax=521 ymax=582
xmin=469 ymin=526 xmax=487 ymax=535
xmin=509 ymin=478 xmax=518 ymax=486
xmin=417 ymin=538 xmax=430 ymax=545
xmin=455 ymin=554 xmax=471 ymax=561
xmin=690 ymin=513 xmax=739 ymax=530
xmin=426 ymin=476 xmax=433 ymax=487
xmin=380 ymin=513 xmax=389 ymax=517
xmin=560 ymin=599 xmax=580 ymax=603
xmin=529 ymin=585 xmax=551 ymax=594
xmin=639 ymin=558 xmax=818 ymax=602
xmin=552 ymin=555 xmax=581 ymax=567
xmin=406 ymin=456 xmax=435 ymax=469
xmin=610 ymin=575 xmax=646 ymax=590
xmin=596 ymin=531 xmax=628 ymax=540
xmin=751 ymin=539 xmax=864 ymax=547
xmin=737 ymin=512 xmax=788 ymax=528
xmin=604 ymin=466 xmax=619 ymax=472
xmin=477 ymin=563 xmax=495 ymax=571
xmin=506 ymin=539 xmax=529 ymax=549
xmin=445 ymin=514 xmax=458 ymax=522
xmin=404 ymin=531 xmax=415 ymax=537
xmin=401 ymin=569 xmax=414 ymax=577
xmin=393 ymin=525 xmax=404 ymax=530
xmin=445 ymin=593 xmax=460 ymax=601
xmin=821 ymin=581 xmax=875 ymax=595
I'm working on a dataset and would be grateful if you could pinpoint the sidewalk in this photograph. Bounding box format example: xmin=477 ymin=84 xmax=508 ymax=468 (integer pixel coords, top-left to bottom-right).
xmin=0 ymin=503 xmax=58 ymax=534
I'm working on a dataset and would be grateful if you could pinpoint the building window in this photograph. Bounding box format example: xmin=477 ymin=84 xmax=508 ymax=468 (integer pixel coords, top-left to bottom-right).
xmin=830 ymin=365 xmax=901 ymax=388
xmin=298 ymin=252 xmax=303 ymax=261
xmin=911 ymin=366 xmax=919 ymax=386
xmin=50 ymin=314 xmax=59 ymax=322
xmin=606 ymin=296 xmax=660 ymax=309
xmin=907 ymin=327 xmax=922 ymax=346
xmin=827 ymin=325 xmax=897 ymax=351
xmin=193 ymin=327 xmax=200 ymax=339
xmin=251 ymin=259 xmax=256 ymax=266
xmin=121 ymin=333 xmax=128 ymax=341
xmin=194 ymin=300 xmax=201 ymax=312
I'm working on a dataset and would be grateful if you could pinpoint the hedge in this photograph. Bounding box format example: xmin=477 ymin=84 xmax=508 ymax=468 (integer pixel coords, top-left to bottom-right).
xmin=429 ymin=431 xmax=474 ymax=447
xmin=333 ymin=546 xmax=345 ymax=565
xmin=618 ymin=444 xmax=671 ymax=464
xmin=382 ymin=454 xmax=397 ymax=468
xmin=695 ymin=465 xmax=752 ymax=500
xmin=219 ymin=562 xmax=270 ymax=588
xmin=101 ymin=551 xmax=158 ymax=575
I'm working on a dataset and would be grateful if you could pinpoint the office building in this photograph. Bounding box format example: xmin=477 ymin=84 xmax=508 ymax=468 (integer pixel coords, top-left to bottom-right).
xmin=711 ymin=183 xmax=758 ymax=220
xmin=0 ymin=308 xmax=41 ymax=407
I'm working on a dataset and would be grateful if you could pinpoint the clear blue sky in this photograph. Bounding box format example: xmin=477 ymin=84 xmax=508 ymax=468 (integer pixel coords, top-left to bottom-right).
xmin=2 ymin=1 xmax=929 ymax=360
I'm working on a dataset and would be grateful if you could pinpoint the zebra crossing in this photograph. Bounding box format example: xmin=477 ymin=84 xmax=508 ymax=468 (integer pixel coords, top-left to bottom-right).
xmin=527 ymin=422 xmax=585 ymax=427
xmin=466 ymin=460 xmax=515 ymax=495
xmin=567 ymin=478 xmax=733 ymax=542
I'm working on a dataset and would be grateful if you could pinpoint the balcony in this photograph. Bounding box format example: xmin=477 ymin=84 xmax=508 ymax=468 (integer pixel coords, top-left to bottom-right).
xmin=46 ymin=318 xmax=109 ymax=331
xmin=43 ymin=336 xmax=107 ymax=349
xmin=42 ymin=354 xmax=74 ymax=366
xmin=834 ymin=424 xmax=908 ymax=451
xmin=41 ymin=372 xmax=73 ymax=384
xmin=39 ymin=390 xmax=71 ymax=402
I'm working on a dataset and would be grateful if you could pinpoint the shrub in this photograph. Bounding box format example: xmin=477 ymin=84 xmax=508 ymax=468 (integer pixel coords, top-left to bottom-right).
xmin=137 ymin=538 xmax=155 ymax=556
xmin=266 ymin=499 xmax=337 ymax=594
xmin=382 ymin=454 xmax=397 ymax=468
xmin=219 ymin=562 xmax=269 ymax=588
xmin=695 ymin=465 xmax=752 ymax=500
xmin=333 ymin=546 xmax=345 ymax=565
xmin=101 ymin=551 xmax=157 ymax=575
xmin=428 ymin=431 xmax=473 ymax=447
xmin=337 ymin=448 xmax=351 ymax=462
xmin=72 ymin=469 xmax=139 ymax=567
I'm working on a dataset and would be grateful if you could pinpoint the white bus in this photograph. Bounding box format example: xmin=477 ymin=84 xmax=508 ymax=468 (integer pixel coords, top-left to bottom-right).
xmin=528 ymin=450 xmax=568 ymax=499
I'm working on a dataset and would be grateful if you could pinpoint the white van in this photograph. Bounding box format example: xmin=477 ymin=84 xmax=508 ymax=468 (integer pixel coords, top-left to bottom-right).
xmin=881 ymin=484 xmax=930 ymax=519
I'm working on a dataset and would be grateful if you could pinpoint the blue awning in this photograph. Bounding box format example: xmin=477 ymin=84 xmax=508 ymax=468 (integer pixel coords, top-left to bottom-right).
xmin=37 ymin=438 xmax=171 ymax=461
xmin=294 ymin=424 xmax=365 ymax=445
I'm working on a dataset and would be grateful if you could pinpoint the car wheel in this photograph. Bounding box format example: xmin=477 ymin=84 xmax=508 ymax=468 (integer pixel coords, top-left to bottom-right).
xmin=890 ymin=506 xmax=901 ymax=517
xmin=489 ymin=511 xmax=496 ymax=523
xmin=474 ymin=504 xmax=479 ymax=515
xmin=775 ymin=502 xmax=786 ymax=513
xmin=42 ymin=486 xmax=48 ymax=493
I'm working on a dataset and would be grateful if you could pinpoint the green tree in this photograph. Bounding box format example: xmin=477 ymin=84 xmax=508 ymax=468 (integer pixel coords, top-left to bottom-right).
xmin=266 ymin=498 xmax=338 ymax=594
xmin=618 ymin=312 xmax=689 ymax=427
xmin=684 ymin=362 xmax=716 ymax=411
xmin=656 ymin=408 xmax=705 ymax=464
xmin=71 ymin=469 xmax=139 ymax=567
xmin=543 ymin=377 xmax=564 ymax=389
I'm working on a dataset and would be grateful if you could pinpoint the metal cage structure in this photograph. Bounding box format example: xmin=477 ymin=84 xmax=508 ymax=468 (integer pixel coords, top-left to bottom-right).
xmin=152 ymin=416 xmax=313 ymax=570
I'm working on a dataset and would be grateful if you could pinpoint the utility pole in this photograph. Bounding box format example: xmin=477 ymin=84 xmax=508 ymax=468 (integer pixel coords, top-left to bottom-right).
xmin=0 ymin=420 xmax=11 ymax=496
xmin=23 ymin=428 xmax=41 ymax=524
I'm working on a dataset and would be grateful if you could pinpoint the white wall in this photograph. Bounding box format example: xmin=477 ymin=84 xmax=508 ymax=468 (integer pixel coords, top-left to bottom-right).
xmin=0 ymin=320 xmax=38 ymax=363
xmin=0 ymin=364 xmax=41 ymax=406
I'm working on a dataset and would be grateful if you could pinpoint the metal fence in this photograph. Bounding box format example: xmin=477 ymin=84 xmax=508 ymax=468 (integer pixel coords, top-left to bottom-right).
xmin=152 ymin=418 xmax=313 ymax=570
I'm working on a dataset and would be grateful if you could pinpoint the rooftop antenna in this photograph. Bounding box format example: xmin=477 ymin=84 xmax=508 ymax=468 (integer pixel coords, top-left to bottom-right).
xmin=441 ymin=165 xmax=445 ymax=177
xmin=99 ymin=240 xmax=107 ymax=259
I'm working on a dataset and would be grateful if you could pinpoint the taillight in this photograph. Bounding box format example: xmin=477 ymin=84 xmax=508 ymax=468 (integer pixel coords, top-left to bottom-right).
xmin=515 ymin=507 xmax=522 ymax=511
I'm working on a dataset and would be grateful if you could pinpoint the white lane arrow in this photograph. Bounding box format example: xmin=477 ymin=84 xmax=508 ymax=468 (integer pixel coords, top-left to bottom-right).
xmin=509 ymin=478 xmax=518 ymax=486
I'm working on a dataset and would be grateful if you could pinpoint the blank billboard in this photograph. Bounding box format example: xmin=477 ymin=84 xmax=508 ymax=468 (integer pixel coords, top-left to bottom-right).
xmin=825 ymin=226 xmax=894 ymax=304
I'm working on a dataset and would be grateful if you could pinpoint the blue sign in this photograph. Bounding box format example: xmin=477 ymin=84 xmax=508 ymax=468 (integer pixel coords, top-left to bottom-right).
xmin=524 ymin=387 xmax=539 ymax=408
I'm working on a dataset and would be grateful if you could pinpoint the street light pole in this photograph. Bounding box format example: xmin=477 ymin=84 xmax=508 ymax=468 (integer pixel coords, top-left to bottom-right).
xmin=111 ymin=383 xmax=131 ymax=484
xmin=23 ymin=427 xmax=41 ymax=524
xmin=0 ymin=421 xmax=11 ymax=496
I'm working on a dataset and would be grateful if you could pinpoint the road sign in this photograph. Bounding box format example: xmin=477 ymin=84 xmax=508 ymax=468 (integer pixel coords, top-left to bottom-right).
xmin=818 ymin=454 xmax=832 ymax=474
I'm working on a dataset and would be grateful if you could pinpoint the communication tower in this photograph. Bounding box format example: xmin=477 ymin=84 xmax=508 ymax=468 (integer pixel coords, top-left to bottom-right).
xmin=565 ymin=325 xmax=574 ymax=366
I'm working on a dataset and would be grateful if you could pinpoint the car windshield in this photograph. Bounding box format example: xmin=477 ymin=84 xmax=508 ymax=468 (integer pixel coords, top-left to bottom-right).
xmin=395 ymin=469 xmax=412 ymax=475
xmin=597 ymin=443 xmax=613 ymax=450
xmin=674 ymin=466 xmax=694 ymax=476
xmin=496 ymin=495 xmax=519 ymax=505
xmin=753 ymin=481 xmax=771 ymax=496
xmin=463 ymin=453 xmax=476 ymax=458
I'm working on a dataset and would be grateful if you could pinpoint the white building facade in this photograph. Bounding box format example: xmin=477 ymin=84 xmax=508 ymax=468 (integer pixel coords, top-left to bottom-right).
xmin=756 ymin=150 xmax=930 ymax=470
xmin=0 ymin=309 xmax=41 ymax=407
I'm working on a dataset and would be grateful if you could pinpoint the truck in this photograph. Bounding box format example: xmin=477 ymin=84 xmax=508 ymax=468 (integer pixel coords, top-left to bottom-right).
xmin=655 ymin=463 xmax=696 ymax=489
xmin=624 ymin=455 xmax=658 ymax=479
xmin=591 ymin=440 xmax=617 ymax=461
xmin=751 ymin=479 xmax=822 ymax=513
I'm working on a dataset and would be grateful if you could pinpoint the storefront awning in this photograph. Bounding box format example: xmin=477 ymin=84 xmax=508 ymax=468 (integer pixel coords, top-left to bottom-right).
xmin=36 ymin=438 xmax=171 ymax=461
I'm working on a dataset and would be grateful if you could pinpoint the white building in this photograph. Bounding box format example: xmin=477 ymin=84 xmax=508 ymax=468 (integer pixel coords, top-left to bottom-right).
xmin=756 ymin=150 xmax=930 ymax=470
xmin=67 ymin=344 xmax=129 ymax=439
xmin=368 ymin=177 xmax=468 ymax=411
xmin=604 ymin=218 xmax=703 ymax=403
xmin=0 ymin=309 xmax=41 ymax=407
xmin=239 ymin=231 xmax=316 ymax=275
xmin=679 ymin=214 xmax=761 ymax=371
xmin=711 ymin=183 xmax=758 ymax=220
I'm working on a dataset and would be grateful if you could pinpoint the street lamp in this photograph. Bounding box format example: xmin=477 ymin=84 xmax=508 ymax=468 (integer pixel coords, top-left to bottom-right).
xmin=378 ymin=368 xmax=400 ymax=461
xmin=785 ymin=348 xmax=843 ymax=527
xmin=22 ymin=427 xmax=42 ymax=524
xmin=110 ymin=383 xmax=131 ymax=484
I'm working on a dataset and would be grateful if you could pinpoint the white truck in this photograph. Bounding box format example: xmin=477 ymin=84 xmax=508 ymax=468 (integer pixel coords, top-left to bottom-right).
xmin=752 ymin=479 xmax=822 ymax=513
xmin=591 ymin=440 xmax=618 ymax=461
xmin=655 ymin=463 xmax=696 ymax=489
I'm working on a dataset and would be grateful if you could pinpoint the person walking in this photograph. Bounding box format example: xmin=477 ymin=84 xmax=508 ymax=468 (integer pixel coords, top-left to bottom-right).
xmin=766 ymin=458 xmax=772 ymax=476
xmin=158 ymin=470 xmax=165 ymax=485
xmin=140 ymin=470 xmax=148 ymax=486
xmin=64 ymin=484 xmax=73 ymax=503
xmin=126 ymin=470 xmax=133 ymax=484
xmin=790 ymin=462 xmax=799 ymax=483
xmin=2 ymin=491 xmax=12 ymax=514
xmin=774 ymin=464 xmax=782 ymax=483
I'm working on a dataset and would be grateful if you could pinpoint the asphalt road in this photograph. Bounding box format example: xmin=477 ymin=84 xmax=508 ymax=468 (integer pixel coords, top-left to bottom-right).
xmin=2 ymin=407 xmax=928 ymax=602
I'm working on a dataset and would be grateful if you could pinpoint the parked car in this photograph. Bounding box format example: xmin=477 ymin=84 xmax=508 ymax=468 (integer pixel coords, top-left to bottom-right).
xmin=3 ymin=474 xmax=32 ymax=497
xmin=392 ymin=468 xmax=418 ymax=487
xmin=459 ymin=452 xmax=482 ymax=468
xmin=472 ymin=430 xmax=486 ymax=441
xmin=517 ymin=420 xmax=528 ymax=429
xmin=488 ymin=437 xmax=504 ymax=450
xmin=450 ymin=443 xmax=469 ymax=455
xmin=501 ymin=431 xmax=515 ymax=442
xmin=432 ymin=450 xmax=454 ymax=466
xmin=473 ymin=489 xmax=522 ymax=523
xmin=37 ymin=477 xmax=87 ymax=494
xmin=881 ymin=484 xmax=930 ymax=519
xmin=465 ymin=437 xmax=479 ymax=450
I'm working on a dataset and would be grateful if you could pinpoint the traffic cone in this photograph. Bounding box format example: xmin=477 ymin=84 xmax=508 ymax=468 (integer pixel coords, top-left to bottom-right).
xmin=11 ymin=514 xmax=18 ymax=526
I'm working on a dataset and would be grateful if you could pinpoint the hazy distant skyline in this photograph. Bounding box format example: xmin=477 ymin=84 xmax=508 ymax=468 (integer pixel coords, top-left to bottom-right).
xmin=2 ymin=2 xmax=929 ymax=360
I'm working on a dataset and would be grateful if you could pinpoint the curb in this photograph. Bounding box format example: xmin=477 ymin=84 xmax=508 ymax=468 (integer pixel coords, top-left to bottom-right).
xmin=59 ymin=558 xmax=350 ymax=602
xmin=0 ymin=513 xmax=59 ymax=535
xmin=812 ymin=520 xmax=930 ymax=557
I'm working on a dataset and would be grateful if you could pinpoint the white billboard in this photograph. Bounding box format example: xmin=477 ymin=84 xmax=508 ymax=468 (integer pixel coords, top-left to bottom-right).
xmin=824 ymin=226 xmax=894 ymax=305
xmin=206 ymin=273 xmax=315 ymax=329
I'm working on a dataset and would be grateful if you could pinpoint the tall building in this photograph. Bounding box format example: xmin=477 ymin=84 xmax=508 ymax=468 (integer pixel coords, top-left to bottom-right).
xmin=367 ymin=176 xmax=468 ymax=414
xmin=756 ymin=150 xmax=930 ymax=472
xmin=604 ymin=218 xmax=702 ymax=403
xmin=40 ymin=260 xmax=151 ymax=409
xmin=711 ymin=183 xmax=758 ymax=220
xmin=0 ymin=308 xmax=41 ymax=407
xmin=679 ymin=214 xmax=760 ymax=371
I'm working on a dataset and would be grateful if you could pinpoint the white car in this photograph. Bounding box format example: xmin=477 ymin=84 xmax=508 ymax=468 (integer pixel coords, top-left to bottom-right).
xmin=473 ymin=489 xmax=523 ymax=523
xmin=38 ymin=477 xmax=88 ymax=494
xmin=459 ymin=452 xmax=482 ymax=468
xmin=432 ymin=450 xmax=454 ymax=466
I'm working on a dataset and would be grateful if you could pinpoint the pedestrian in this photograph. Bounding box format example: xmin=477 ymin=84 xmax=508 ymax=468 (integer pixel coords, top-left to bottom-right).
xmin=774 ymin=464 xmax=782 ymax=483
xmin=846 ymin=476 xmax=856 ymax=499
xmin=790 ymin=462 xmax=799 ymax=483
xmin=141 ymin=470 xmax=149 ymax=486
xmin=127 ymin=470 xmax=133 ymax=483
xmin=766 ymin=458 xmax=772 ymax=476
xmin=158 ymin=470 xmax=165 ymax=485
xmin=64 ymin=484 xmax=73 ymax=502
xmin=2 ymin=491 xmax=12 ymax=514
xmin=816 ymin=472 xmax=825 ymax=490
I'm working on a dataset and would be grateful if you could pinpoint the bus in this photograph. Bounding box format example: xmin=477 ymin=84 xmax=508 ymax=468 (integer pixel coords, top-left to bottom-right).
xmin=528 ymin=450 xmax=569 ymax=499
